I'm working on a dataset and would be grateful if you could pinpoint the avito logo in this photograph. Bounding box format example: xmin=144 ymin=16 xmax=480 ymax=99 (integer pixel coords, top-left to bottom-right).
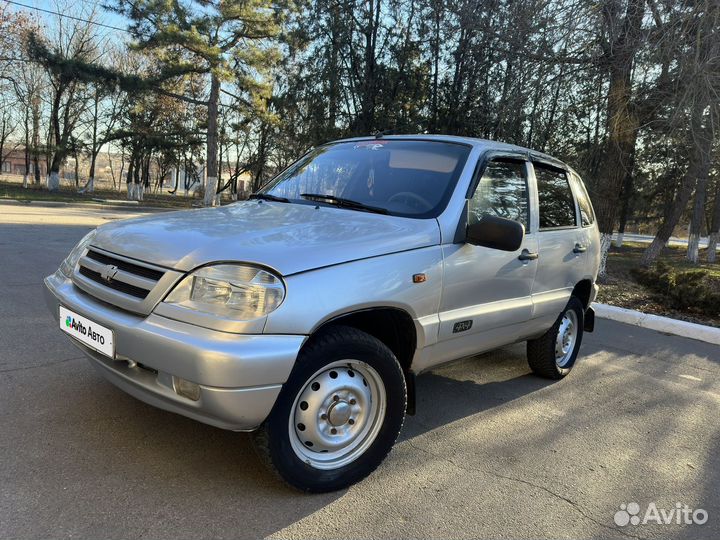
xmin=65 ymin=315 xmax=106 ymax=346
xmin=614 ymin=502 xmax=708 ymax=527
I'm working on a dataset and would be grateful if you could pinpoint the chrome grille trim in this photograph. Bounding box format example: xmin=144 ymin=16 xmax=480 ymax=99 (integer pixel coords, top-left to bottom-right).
xmin=78 ymin=266 xmax=149 ymax=298
xmin=80 ymin=254 xmax=159 ymax=292
xmin=72 ymin=246 xmax=183 ymax=315
xmin=84 ymin=249 xmax=165 ymax=281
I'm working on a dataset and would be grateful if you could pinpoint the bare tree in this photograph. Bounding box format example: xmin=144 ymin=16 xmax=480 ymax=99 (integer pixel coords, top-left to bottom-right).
xmin=641 ymin=0 xmax=720 ymax=266
xmin=26 ymin=4 xmax=101 ymax=191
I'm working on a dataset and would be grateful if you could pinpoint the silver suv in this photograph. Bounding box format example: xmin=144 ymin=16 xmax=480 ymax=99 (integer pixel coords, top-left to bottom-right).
xmin=45 ymin=135 xmax=600 ymax=492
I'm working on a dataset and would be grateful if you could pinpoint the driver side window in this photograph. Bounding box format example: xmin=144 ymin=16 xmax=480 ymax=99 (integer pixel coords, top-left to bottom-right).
xmin=469 ymin=159 xmax=529 ymax=229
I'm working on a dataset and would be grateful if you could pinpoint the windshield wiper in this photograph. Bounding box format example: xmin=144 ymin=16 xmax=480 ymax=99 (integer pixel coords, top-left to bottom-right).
xmin=300 ymin=193 xmax=388 ymax=215
xmin=249 ymin=193 xmax=290 ymax=203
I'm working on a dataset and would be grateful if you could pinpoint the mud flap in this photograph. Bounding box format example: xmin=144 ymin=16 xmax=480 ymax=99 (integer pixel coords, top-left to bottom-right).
xmin=405 ymin=370 xmax=416 ymax=415
xmin=584 ymin=306 xmax=595 ymax=333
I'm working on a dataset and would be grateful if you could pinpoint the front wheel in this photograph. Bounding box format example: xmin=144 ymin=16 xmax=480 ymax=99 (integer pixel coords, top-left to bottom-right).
xmin=253 ymin=326 xmax=406 ymax=492
xmin=527 ymin=296 xmax=585 ymax=379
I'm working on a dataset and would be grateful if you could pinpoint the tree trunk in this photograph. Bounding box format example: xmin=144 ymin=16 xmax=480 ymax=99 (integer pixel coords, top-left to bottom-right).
xmin=47 ymin=148 xmax=63 ymax=191
xmin=430 ymin=2 xmax=441 ymax=132
xmin=596 ymin=63 xmax=639 ymax=276
xmin=709 ymin=233 xmax=719 ymax=263
xmin=355 ymin=0 xmax=380 ymax=134
xmin=23 ymin=107 xmax=30 ymax=188
xmin=614 ymin=156 xmax=636 ymax=248
xmin=73 ymin=148 xmax=80 ymax=188
xmin=31 ymin=96 xmax=41 ymax=184
xmin=81 ymin=96 xmax=100 ymax=194
xmin=687 ymin=174 xmax=708 ymax=263
xmin=183 ymin=155 xmax=189 ymax=197
xmin=33 ymin=156 xmax=40 ymax=184
xmin=0 ymin=118 xmax=5 ymax=175
xmin=595 ymin=0 xmax=645 ymax=277
xmin=48 ymin=171 xmax=60 ymax=192
xmin=253 ymin=124 xmax=269 ymax=192
xmin=203 ymin=73 xmax=221 ymax=207
xmin=47 ymin=88 xmax=63 ymax=192
xmin=707 ymin=183 xmax=720 ymax=263
xmin=126 ymin=148 xmax=136 ymax=200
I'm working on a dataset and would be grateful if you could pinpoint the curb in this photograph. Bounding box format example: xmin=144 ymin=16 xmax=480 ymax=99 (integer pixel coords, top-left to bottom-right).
xmin=594 ymin=303 xmax=720 ymax=346
xmin=91 ymin=198 xmax=139 ymax=205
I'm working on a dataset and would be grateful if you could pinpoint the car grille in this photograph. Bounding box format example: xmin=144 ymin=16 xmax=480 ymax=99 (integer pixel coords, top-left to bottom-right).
xmin=78 ymin=266 xmax=150 ymax=298
xmin=84 ymin=249 xmax=165 ymax=281
xmin=72 ymin=247 xmax=182 ymax=315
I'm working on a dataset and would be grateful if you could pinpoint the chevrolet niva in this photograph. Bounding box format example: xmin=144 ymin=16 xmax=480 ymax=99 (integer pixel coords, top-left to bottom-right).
xmin=45 ymin=135 xmax=600 ymax=492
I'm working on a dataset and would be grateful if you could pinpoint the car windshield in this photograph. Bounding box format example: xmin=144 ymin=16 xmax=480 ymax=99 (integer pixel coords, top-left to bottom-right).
xmin=259 ymin=140 xmax=471 ymax=218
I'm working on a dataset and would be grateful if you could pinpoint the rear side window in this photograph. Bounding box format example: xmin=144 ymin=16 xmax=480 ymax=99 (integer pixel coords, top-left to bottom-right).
xmin=469 ymin=160 xmax=529 ymax=229
xmin=534 ymin=164 xmax=577 ymax=229
xmin=571 ymin=173 xmax=595 ymax=227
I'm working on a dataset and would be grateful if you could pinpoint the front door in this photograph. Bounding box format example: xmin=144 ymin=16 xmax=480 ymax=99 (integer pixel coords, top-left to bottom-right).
xmin=439 ymin=157 xmax=538 ymax=344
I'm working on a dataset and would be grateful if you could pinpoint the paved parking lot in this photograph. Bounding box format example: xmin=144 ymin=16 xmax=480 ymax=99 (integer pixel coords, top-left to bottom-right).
xmin=1 ymin=203 xmax=718 ymax=539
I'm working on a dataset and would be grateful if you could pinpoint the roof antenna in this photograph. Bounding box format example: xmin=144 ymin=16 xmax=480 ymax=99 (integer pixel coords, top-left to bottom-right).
xmin=374 ymin=129 xmax=395 ymax=139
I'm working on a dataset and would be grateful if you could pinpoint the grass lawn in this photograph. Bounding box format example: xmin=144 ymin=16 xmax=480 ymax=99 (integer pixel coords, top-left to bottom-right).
xmin=598 ymin=241 xmax=720 ymax=327
xmin=0 ymin=180 xmax=196 ymax=209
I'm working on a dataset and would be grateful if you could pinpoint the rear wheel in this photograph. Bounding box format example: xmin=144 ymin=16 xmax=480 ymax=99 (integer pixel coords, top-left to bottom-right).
xmin=253 ymin=326 xmax=406 ymax=492
xmin=527 ymin=296 xmax=585 ymax=379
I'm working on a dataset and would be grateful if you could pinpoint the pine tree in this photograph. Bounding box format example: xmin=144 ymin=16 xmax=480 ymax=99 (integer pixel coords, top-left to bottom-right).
xmin=108 ymin=0 xmax=282 ymax=206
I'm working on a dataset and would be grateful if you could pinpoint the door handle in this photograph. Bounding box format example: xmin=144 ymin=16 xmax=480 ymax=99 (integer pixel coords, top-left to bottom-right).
xmin=573 ymin=243 xmax=587 ymax=254
xmin=518 ymin=249 xmax=539 ymax=261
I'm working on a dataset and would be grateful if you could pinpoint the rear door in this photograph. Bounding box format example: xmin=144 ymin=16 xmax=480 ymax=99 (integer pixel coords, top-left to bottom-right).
xmin=438 ymin=155 xmax=538 ymax=342
xmin=531 ymin=161 xmax=584 ymax=320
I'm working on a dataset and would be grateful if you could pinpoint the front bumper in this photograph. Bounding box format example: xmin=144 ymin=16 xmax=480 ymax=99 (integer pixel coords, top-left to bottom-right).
xmin=44 ymin=271 xmax=306 ymax=431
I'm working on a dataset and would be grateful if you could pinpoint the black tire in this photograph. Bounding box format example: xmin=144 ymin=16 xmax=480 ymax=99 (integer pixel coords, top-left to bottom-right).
xmin=527 ymin=296 xmax=585 ymax=379
xmin=252 ymin=325 xmax=406 ymax=493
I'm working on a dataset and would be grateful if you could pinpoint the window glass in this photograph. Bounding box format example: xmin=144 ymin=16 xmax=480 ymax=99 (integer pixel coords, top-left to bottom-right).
xmin=262 ymin=141 xmax=471 ymax=218
xmin=535 ymin=165 xmax=577 ymax=229
xmin=469 ymin=160 xmax=529 ymax=228
xmin=571 ymin=173 xmax=595 ymax=227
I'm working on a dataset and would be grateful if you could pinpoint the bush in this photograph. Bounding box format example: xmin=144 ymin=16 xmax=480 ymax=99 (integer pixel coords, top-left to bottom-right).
xmin=632 ymin=261 xmax=720 ymax=317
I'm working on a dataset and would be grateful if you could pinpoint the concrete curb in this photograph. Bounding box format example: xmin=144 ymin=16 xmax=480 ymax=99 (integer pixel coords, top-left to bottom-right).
xmin=594 ymin=303 xmax=720 ymax=345
xmin=91 ymin=198 xmax=139 ymax=205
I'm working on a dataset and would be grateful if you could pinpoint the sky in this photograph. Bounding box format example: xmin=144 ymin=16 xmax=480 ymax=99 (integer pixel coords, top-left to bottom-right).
xmin=5 ymin=0 xmax=132 ymax=42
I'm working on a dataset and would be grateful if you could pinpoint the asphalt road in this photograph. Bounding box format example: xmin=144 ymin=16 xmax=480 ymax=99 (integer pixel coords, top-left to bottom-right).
xmin=1 ymin=203 xmax=719 ymax=540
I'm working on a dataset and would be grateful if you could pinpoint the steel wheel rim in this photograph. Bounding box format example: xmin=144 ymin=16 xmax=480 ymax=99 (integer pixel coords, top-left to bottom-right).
xmin=555 ymin=309 xmax=578 ymax=368
xmin=288 ymin=360 xmax=387 ymax=470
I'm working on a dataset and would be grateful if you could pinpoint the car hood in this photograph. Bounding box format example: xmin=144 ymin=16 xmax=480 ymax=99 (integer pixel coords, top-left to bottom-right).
xmin=92 ymin=201 xmax=441 ymax=275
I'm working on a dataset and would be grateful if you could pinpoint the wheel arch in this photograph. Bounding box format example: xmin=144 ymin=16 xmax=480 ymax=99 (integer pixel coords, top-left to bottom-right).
xmin=571 ymin=279 xmax=593 ymax=309
xmin=307 ymin=307 xmax=418 ymax=414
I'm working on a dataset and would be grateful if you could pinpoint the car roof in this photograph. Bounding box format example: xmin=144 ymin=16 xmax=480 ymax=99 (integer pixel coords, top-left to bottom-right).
xmin=331 ymin=134 xmax=573 ymax=172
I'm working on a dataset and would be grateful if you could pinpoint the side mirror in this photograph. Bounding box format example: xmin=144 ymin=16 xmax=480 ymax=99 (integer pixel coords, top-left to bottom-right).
xmin=466 ymin=215 xmax=524 ymax=251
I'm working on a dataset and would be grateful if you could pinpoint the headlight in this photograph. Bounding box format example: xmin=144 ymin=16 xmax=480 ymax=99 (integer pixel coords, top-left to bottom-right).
xmin=164 ymin=264 xmax=285 ymax=320
xmin=60 ymin=230 xmax=96 ymax=277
